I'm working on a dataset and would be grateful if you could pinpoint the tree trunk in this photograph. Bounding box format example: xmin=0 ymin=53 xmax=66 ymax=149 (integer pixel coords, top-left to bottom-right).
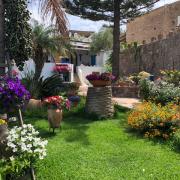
xmin=34 ymin=47 xmax=45 ymax=81
xmin=112 ymin=0 xmax=120 ymax=79
xmin=0 ymin=0 xmax=5 ymax=75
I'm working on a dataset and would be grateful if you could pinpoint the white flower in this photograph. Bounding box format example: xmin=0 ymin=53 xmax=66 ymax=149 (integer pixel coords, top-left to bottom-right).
xmin=10 ymin=156 xmax=15 ymax=161
xmin=7 ymin=124 xmax=48 ymax=161
xmin=13 ymin=148 xmax=17 ymax=152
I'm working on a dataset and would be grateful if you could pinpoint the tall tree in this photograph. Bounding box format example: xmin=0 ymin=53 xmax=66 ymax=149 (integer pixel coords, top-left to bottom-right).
xmin=32 ymin=22 xmax=71 ymax=81
xmin=4 ymin=0 xmax=32 ymax=70
xmin=64 ymin=0 xmax=160 ymax=77
xmin=0 ymin=0 xmax=68 ymax=75
xmin=90 ymin=27 xmax=113 ymax=54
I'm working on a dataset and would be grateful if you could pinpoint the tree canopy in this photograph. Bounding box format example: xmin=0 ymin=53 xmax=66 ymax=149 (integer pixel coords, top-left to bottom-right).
xmin=64 ymin=0 xmax=160 ymax=23
xmin=4 ymin=0 xmax=32 ymax=70
xmin=90 ymin=27 xmax=113 ymax=54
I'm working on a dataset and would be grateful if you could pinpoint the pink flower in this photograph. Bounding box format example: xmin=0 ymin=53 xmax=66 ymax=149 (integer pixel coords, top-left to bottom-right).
xmin=12 ymin=70 xmax=19 ymax=77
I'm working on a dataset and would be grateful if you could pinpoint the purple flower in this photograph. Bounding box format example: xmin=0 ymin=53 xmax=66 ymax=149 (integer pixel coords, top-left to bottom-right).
xmin=86 ymin=73 xmax=115 ymax=81
xmin=0 ymin=76 xmax=31 ymax=113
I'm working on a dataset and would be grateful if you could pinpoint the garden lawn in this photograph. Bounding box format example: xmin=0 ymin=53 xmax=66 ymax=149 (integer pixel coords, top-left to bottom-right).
xmin=25 ymin=107 xmax=180 ymax=180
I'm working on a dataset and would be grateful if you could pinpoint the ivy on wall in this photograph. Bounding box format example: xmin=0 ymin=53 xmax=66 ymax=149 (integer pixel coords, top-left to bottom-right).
xmin=4 ymin=0 xmax=32 ymax=70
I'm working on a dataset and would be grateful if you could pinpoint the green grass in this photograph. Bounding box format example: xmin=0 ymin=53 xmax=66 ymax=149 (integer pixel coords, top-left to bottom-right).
xmin=25 ymin=105 xmax=180 ymax=180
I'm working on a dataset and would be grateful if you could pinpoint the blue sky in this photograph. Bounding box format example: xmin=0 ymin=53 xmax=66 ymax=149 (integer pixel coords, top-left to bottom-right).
xmin=29 ymin=0 xmax=179 ymax=32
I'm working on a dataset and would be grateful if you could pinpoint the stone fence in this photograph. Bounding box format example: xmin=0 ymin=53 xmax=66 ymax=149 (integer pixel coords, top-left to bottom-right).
xmin=119 ymin=33 xmax=180 ymax=76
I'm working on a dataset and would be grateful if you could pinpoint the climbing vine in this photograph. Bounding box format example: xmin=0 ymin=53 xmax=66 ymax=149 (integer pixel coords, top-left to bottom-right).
xmin=4 ymin=0 xmax=32 ymax=70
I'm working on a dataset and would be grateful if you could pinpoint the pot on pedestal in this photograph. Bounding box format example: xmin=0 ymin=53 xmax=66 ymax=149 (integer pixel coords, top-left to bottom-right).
xmin=47 ymin=108 xmax=62 ymax=133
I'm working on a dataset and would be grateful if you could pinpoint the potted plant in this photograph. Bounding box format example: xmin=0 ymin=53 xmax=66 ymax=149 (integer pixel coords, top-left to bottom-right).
xmin=0 ymin=76 xmax=30 ymax=114
xmin=86 ymin=73 xmax=115 ymax=87
xmin=0 ymin=124 xmax=48 ymax=180
xmin=43 ymin=96 xmax=71 ymax=132
xmin=68 ymin=96 xmax=81 ymax=107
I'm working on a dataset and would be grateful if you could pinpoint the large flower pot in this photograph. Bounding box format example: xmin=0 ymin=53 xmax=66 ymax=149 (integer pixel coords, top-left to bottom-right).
xmin=27 ymin=99 xmax=42 ymax=110
xmin=47 ymin=109 xmax=62 ymax=133
xmin=89 ymin=80 xmax=111 ymax=87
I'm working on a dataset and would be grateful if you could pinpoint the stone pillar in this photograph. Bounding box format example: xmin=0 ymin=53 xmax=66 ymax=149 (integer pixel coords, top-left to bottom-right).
xmin=85 ymin=86 xmax=114 ymax=118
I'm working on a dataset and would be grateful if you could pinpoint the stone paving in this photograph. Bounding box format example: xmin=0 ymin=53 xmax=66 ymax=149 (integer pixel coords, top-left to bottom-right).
xmin=79 ymin=85 xmax=141 ymax=109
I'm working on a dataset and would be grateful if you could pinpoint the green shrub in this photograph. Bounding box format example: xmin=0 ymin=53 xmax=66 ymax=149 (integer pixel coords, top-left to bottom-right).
xmin=172 ymin=129 xmax=180 ymax=150
xmin=161 ymin=70 xmax=180 ymax=86
xmin=24 ymin=106 xmax=47 ymax=119
xmin=22 ymin=74 xmax=63 ymax=99
xmin=140 ymin=79 xmax=180 ymax=105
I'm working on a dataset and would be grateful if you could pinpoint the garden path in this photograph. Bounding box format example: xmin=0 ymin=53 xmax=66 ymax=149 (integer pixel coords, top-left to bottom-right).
xmin=78 ymin=85 xmax=140 ymax=109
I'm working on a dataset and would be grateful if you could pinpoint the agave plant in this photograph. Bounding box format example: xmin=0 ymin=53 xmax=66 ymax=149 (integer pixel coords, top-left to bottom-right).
xmin=22 ymin=74 xmax=63 ymax=99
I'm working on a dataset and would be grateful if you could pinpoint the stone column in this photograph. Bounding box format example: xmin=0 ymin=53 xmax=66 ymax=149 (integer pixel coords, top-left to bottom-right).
xmin=85 ymin=86 xmax=114 ymax=118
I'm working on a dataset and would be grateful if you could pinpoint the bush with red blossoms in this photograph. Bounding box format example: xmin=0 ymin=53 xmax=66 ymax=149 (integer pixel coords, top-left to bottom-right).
xmin=53 ymin=65 xmax=71 ymax=73
xmin=0 ymin=76 xmax=31 ymax=113
xmin=86 ymin=73 xmax=115 ymax=81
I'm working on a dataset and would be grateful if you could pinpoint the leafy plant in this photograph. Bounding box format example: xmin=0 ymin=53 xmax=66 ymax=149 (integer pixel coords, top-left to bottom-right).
xmin=140 ymin=79 xmax=180 ymax=105
xmin=4 ymin=0 xmax=32 ymax=70
xmin=128 ymin=102 xmax=180 ymax=139
xmin=22 ymin=74 xmax=63 ymax=99
xmin=0 ymin=124 xmax=48 ymax=179
xmin=172 ymin=129 xmax=180 ymax=151
xmin=161 ymin=70 xmax=180 ymax=86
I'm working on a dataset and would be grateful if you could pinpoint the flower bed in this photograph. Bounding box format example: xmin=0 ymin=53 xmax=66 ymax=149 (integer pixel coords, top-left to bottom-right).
xmin=128 ymin=102 xmax=180 ymax=139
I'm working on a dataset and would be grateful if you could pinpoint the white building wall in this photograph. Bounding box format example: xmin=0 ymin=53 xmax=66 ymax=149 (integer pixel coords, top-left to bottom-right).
xmin=96 ymin=51 xmax=111 ymax=66
xmin=15 ymin=59 xmax=74 ymax=82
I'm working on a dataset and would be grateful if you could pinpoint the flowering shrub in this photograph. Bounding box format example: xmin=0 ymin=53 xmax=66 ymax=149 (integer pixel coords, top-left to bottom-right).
xmin=53 ymin=64 xmax=71 ymax=73
xmin=43 ymin=96 xmax=71 ymax=110
xmin=129 ymin=71 xmax=151 ymax=85
xmin=0 ymin=76 xmax=30 ymax=113
xmin=161 ymin=70 xmax=180 ymax=86
xmin=0 ymin=119 xmax=7 ymax=125
xmin=140 ymin=79 xmax=180 ymax=105
xmin=86 ymin=73 xmax=115 ymax=81
xmin=0 ymin=124 xmax=47 ymax=177
xmin=128 ymin=102 xmax=180 ymax=139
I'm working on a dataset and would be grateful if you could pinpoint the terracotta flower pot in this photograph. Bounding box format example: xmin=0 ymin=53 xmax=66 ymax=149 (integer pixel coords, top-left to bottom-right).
xmin=27 ymin=99 xmax=42 ymax=109
xmin=89 ymin=80 xmax=111 ymax=87
xmin=47 ymin=109 xmax=62 ymax=132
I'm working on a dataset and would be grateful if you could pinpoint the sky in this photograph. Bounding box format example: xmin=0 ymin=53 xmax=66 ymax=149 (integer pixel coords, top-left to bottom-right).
xmin=29 ymin=0 xmax=179 ymax=32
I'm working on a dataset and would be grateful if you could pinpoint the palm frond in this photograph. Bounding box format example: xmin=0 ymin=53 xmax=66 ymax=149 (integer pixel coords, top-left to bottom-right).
xmin=40 ymin=0 xmax=69 ymax=36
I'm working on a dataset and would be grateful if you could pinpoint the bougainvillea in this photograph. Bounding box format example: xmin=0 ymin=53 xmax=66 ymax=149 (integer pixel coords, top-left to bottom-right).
xmin=0 ymin=76 xmax=30 ymax=113
xmin=53 ymin=65 xmax=71 ymax=73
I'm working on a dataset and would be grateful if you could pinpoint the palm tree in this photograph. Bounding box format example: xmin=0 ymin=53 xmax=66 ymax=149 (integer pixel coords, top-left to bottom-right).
xmin=0 ymin=0 xmax=68 ymax=75
xmin=39 ymin=0 xmax=68 ymax=35
xmin=32 ymin=22 xmax=71 ymax=81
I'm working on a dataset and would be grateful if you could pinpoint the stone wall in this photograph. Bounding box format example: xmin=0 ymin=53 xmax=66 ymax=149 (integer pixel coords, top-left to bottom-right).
xmin=119 ymin=33 xmax=180 ymax=76
xmin=126 ymin=1 xmax=180 ymax=44
xmin=112 ymin=86 xmax=139 ymax=98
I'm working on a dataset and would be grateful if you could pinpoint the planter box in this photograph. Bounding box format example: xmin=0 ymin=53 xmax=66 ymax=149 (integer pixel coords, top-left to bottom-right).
xmin=112 ymin=86 xmax=140 ymax=98
xmin=89 ymin=80 xmax=111 ymax=87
